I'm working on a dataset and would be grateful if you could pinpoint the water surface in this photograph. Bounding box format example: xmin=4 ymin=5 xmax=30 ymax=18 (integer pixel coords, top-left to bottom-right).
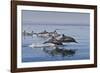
xmin=22 ymin=23 xmax=90 ymax=62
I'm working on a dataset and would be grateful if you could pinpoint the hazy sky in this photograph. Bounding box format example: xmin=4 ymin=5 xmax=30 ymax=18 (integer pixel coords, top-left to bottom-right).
xmin=22 ymin=10 xmax=90 ymax=25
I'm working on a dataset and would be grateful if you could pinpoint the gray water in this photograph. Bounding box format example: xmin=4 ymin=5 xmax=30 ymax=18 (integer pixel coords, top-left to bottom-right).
xmin=22 ymin=23 xmax=90 ymax=62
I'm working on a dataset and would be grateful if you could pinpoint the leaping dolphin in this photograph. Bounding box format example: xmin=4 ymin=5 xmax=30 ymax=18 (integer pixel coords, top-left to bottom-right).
xmin=59 ymin=34 xmax=78 ymax=43
xmin=43 ymin=34 xmax=77 ymax=45
xmin=43 ymin=36 xmax=63 ymax=45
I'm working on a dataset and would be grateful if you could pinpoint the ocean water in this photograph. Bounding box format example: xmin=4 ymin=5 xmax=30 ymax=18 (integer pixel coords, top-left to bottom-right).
xmin=22 ymin=23 xmax=90 ymax=62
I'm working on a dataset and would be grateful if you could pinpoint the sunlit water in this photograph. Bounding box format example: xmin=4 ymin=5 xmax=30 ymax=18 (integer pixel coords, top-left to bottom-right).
xmin=22 ymin=24 xmax=90 ymax=62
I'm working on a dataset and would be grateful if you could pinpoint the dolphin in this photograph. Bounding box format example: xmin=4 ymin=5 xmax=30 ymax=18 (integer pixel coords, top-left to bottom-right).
xmin=58 ymin=34 xmax=78 ymax=43
xmin=43 ymin=36 xmax=63 ymax=45
xmin=49 ymin=30 xmax=60 ymax=37
xmin=35 ymin=30 xmax=50 ymax=37
xmin=43 ymin=34 xmax=77 ymax=45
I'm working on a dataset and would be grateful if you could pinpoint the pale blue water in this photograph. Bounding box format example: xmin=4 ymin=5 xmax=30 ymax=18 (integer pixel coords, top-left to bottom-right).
xmin=22 ymin=23 xmax=90 ymax=62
